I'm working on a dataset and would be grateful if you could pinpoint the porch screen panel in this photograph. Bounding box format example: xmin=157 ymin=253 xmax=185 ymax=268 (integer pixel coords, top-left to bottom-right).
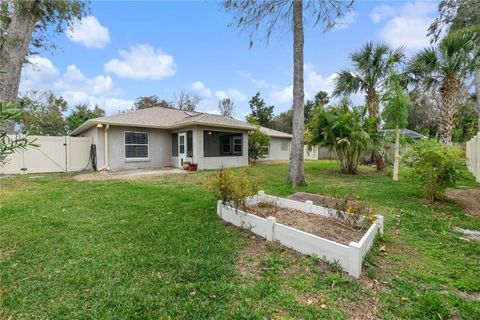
xmin=187 ymin=131 xmax=193 ymax=157
xmin=204 ymin=131 xmax=242 ymax=157
xmin=172 ymin=133 xmax=178 ymax=156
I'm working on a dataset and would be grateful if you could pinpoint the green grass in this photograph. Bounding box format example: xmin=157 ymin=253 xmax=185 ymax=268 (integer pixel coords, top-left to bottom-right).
xmin=1 ymin=161 xmax=479 ymax=319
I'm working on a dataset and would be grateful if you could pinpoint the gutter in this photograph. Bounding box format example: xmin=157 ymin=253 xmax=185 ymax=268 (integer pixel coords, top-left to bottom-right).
xmin=97 ymin=124 xmax=110 ymax=171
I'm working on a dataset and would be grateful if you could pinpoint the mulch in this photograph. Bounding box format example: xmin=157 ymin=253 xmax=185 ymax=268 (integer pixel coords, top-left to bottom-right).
xmin=244 ymin=202 xmax=368 ymax=245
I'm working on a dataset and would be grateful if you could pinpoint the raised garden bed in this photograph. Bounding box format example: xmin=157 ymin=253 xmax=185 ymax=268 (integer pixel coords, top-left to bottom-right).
xmin=217 ymin=191 xmax=384 ymax=278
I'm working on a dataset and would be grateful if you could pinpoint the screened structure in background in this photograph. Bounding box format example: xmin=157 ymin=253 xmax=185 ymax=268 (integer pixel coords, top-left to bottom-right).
xmin=204 ymin=131 xmax=243 ymax=157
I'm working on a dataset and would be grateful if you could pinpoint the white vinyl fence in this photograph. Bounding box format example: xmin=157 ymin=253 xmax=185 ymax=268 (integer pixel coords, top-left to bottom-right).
xmin=466 ymin=133 xmax=480 ymax=183
xmin=1 ymin=135 xmax=92 ymax=174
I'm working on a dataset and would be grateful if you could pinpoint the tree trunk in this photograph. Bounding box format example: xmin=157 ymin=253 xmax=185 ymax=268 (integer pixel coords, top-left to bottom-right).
xmin=393 ymin=125 xmax=400 ymax=181
xmin=476 ymin=68 xmax=480 ymax=130
xmin=287 ymin=0 xmax=305 ymax=187
xmin=0 ymin=1 xmax=40 ymax=133
xmin=366 ymin=89 xmax=386 ymax=171
xmin=439 ymin=76 xmax=461 ymax=144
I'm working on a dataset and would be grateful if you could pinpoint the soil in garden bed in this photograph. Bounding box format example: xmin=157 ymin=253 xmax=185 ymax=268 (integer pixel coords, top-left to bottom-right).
xmin=245 ymin=203 xmax=368 ymax=245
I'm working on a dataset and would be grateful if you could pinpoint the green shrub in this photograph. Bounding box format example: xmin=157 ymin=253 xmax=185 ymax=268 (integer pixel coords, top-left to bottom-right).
xmin=204 ymin=168 xmax=259 ymax=209
xmin=405 ymin=139 xmax=467 ymax=201
xmin=306 ymin=100 xmax=373 ymax=174
xmin=248 ymin=127 xmax=270 ymax=164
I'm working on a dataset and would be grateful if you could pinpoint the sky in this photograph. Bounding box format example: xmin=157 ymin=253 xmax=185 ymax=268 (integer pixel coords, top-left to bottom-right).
xmin=19 ymin=0 xmax=441 ymax=120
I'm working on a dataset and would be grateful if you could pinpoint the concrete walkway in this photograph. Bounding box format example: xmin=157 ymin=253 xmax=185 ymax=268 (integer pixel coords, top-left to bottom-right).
xmin=73 ymin=167 xmax=186 ymax=181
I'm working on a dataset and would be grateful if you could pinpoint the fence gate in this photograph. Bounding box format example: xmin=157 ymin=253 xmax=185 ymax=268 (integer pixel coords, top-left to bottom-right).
xmin=0 ymin=135 xmax=92 ymax=174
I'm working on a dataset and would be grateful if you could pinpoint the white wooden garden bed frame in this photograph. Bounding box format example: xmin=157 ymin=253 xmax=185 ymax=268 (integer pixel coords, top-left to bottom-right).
xmin=217 ymin=191 xmax=384 ymax=278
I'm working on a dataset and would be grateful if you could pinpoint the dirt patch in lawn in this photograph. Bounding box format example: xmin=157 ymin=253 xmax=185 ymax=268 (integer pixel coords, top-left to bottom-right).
xmin=245 ymin=203 xmax=368 ymax=245
xmin=445 ymin=189 xmax=480 ymax=217
xmin=237 ymin=239 xmax=269 ymax=278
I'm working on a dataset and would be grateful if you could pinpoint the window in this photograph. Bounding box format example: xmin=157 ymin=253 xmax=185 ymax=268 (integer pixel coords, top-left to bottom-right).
xmin=221 ymin=136 xmax=231 ymax=153
xmin=233 ymin=136 xmax=242 ymax=154
xmin=263 ymin=145 xmax=270 ymax=158
xmin=125 ymin=131 xmax=149 ymax=159
xmin=179 ymin=135 xmax=185 ymax=154
xmin=204 ymin=131 xmax=243 ymax=157
xmin=281 ymin=139 xmax=289 ymax=152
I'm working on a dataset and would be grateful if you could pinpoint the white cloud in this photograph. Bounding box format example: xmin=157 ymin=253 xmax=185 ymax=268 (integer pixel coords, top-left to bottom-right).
xmin=66 ymin=16 xmax=110 ymax=49
xmin=54 ymin=65 xmax=116 ymax=95
xmin=19 ymin=56 xmax=133 ymax=115
xmin=371 ymin=5 xmax=395 ymax=23
xmin=191 ymin=80 xmax=212 ymax=98
xmin=333 ymin=11 xmax=359 ymax=30
xmin=215 ymin=89 xmax=246 ymax=102
xmin=20 ymin=56 xmax=60 ymax=91
xmin=105 ymin=44 xmax=177 ymax=80
xmin=377 ymin=1 xmax=436 ymax=50
xmin=270 ymin=63 xmax=337 ymax=104
xmin=61 ymin=92 xmax=134 ymax=115
xmin=271 ymin=85 xmax=293 ymax=104
xmin=238 ymin=71 xmax=271 ymax=89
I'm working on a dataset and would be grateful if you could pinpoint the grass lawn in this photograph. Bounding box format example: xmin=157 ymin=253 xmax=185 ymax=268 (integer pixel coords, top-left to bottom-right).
xmin=1 ymin=161 xmax=479 ymax=319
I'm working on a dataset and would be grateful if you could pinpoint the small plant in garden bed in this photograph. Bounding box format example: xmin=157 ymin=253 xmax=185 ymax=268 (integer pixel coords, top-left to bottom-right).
xmin=325 ymin=194 xmax=376 ymax=230
xmin=204 ymin=167 xmax=258 ymax=209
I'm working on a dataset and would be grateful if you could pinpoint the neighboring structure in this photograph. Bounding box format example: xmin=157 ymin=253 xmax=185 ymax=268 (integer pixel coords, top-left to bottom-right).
xmin=259 ymin=126 xmax=292 ymax=161
xmin=71 ymin=107 xmax=255 ymax=171
xmin=257 ymin=126 xmax=326 ymax=161
xmin=466 ymin=133 xmax=480 ymax=183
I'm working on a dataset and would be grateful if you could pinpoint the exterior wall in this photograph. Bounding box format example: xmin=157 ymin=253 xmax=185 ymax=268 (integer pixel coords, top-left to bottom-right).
xmin=79 ymin=126 xmax=105 ymax=168
xmin=78 ymin=125 xmax=249 ymax=171
xmin=262 ymin=137 xmax=291 ymax=161
xmin=194 ymin=126 xmax=249 ymax=170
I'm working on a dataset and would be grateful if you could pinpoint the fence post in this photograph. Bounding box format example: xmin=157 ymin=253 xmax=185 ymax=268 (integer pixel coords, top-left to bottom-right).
xmin=217 ymin=200 xmax=223 ymax=218
xmin=476 ymin=134 xmax=480 ymax=182
xmin=266 ymin=216 xmax=276 ymax=241
xmin=305 ymin=200 xmax=313 ymax=213
xmin=348 ymin=242 xmax=362 ymax=278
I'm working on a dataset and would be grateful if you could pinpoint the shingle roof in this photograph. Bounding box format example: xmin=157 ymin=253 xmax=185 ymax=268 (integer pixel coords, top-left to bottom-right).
xmin=70 ymin=107 xmax=255 ymax=135
xmin=259 ymin=126 xmax=292 ymax=139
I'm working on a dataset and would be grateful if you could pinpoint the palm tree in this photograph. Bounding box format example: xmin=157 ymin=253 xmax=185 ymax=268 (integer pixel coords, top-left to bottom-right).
xmin=333 ymin=42 xmax=405 ymax=170
xmin=409 ymin=27 xmax=479 ymax=144
xmin=224 ymin=0 xmax=354 ymax=186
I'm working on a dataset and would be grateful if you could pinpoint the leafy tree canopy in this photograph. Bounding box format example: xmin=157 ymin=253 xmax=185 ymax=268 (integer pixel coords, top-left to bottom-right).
xmin=17 ymin=91 xmax=68 ymax=136
xmin=133 ymin=95 xmax=173 ymax=110
xmin=66 ymin=104 xmax=105 ymax=132
xmin=0 ymin=101 xmax=36 ymax=166
xmin=248 ymin=92 xmax=274 ymax=127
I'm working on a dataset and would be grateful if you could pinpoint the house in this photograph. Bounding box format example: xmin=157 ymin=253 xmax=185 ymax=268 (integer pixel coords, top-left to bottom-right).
xmin=71 ymin=107 xmax=255 ymax=171
xmin=259 ymin=126 xmax=292 ymax=161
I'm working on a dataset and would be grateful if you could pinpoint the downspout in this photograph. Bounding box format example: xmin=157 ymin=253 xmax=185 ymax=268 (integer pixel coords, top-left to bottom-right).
xmin=98 ymin=124 xmax=110 ymax=171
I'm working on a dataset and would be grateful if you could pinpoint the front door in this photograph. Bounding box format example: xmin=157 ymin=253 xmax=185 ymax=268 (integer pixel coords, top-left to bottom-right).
xmin=178 ymin=132 xmax=187 ymax=167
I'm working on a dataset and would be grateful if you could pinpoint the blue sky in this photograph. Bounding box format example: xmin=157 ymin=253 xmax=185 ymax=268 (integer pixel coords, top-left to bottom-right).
xmin=19 ymin=0 xmax=440 ymax=119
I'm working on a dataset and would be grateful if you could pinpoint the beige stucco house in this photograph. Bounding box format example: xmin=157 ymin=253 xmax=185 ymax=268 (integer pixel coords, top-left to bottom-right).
xmin=71 ymin=107 xmax=255 ymax=171
xmin=259 ymin=127 xmax=292 ymax=161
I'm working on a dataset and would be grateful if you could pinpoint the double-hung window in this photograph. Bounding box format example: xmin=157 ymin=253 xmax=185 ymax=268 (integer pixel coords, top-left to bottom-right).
xmin=125 ymin=131 xmax=149 ymax=159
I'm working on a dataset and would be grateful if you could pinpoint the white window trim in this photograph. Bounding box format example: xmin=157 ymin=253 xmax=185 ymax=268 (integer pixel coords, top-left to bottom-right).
xmin=124 ymin=131 xmax=150 ymax=161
